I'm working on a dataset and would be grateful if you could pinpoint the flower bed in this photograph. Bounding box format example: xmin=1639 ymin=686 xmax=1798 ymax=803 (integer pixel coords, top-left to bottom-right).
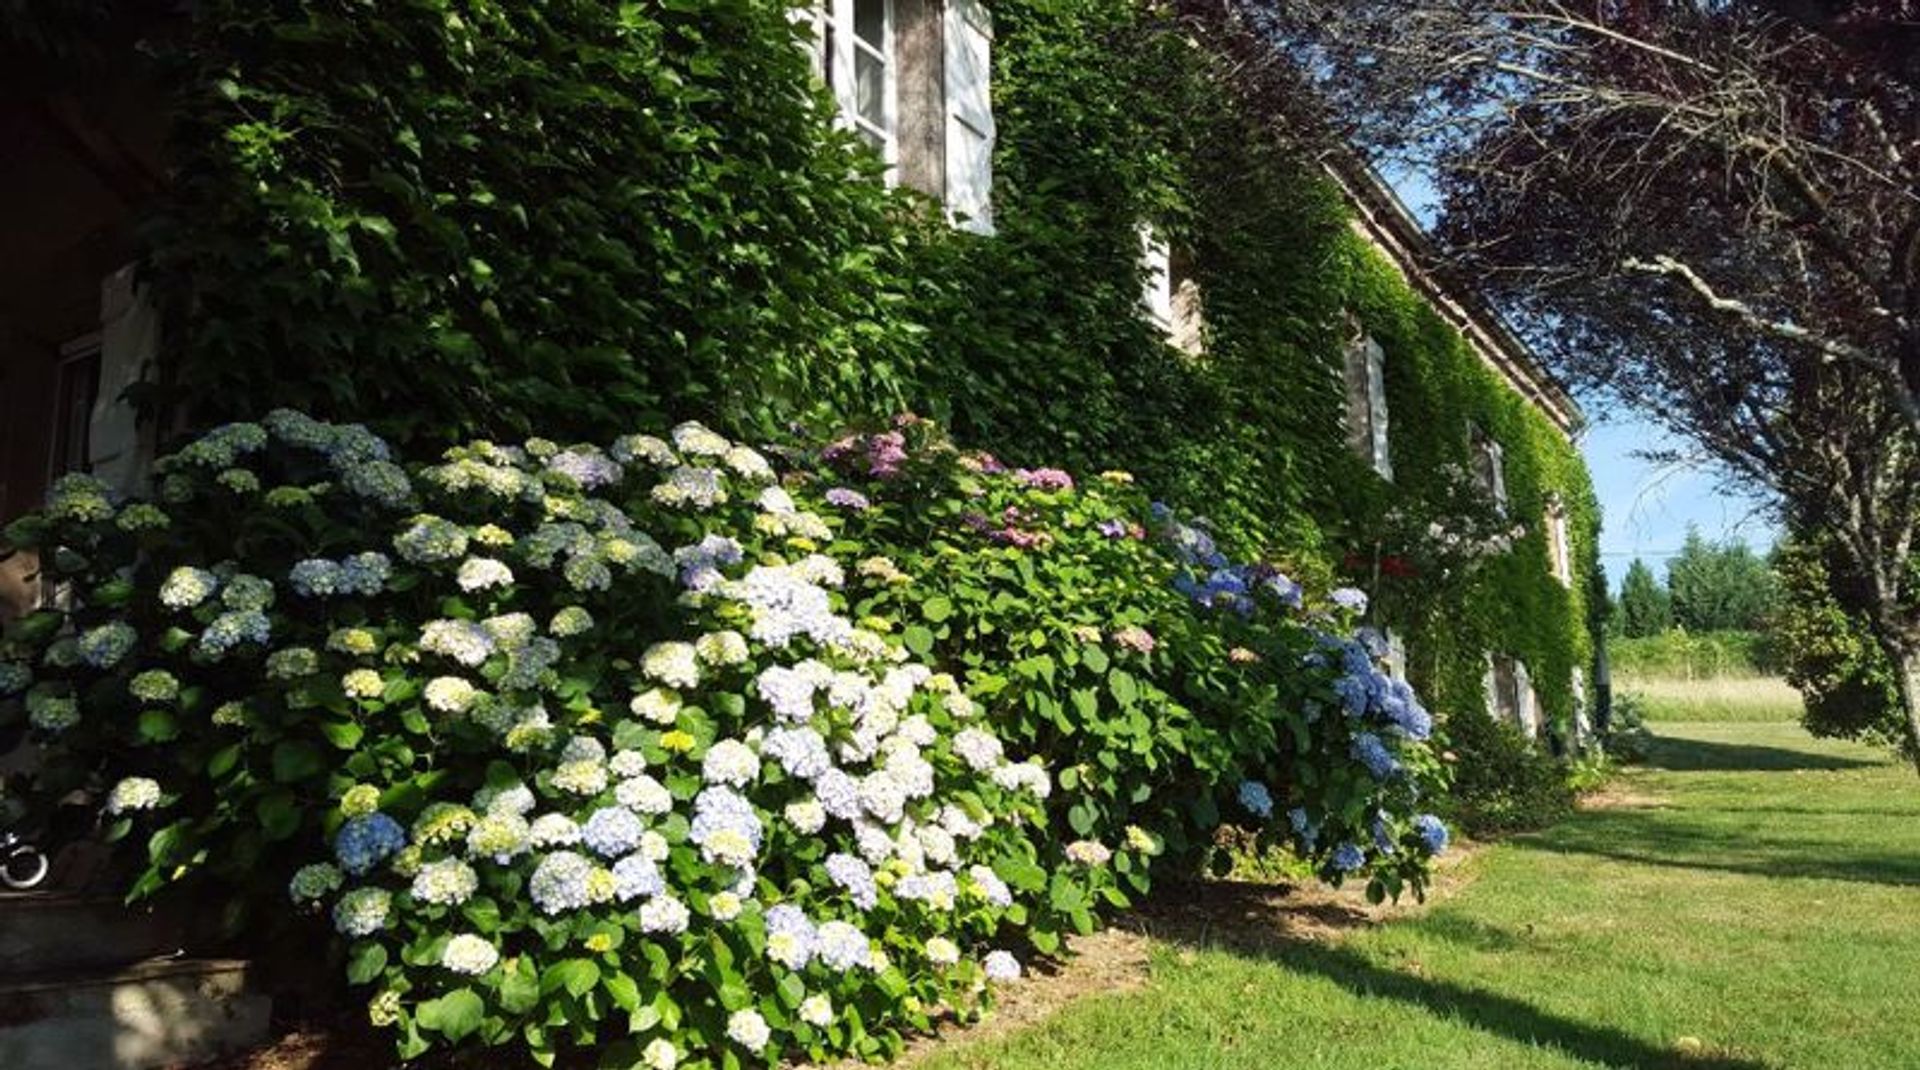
xmin=0 ymin=412 xmax=1447 ymax=1067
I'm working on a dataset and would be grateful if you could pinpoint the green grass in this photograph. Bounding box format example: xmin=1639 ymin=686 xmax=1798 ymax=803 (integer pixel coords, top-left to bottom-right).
xmin=916 ymin=723 xmax=1920 ymax=1070
xmin=1618 ymin=675 xmax=1805 ymax=722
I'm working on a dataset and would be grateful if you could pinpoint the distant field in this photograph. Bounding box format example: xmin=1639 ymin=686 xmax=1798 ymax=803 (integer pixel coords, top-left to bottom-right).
xmin=1617 ymin=674 xmax=1804 ymax=723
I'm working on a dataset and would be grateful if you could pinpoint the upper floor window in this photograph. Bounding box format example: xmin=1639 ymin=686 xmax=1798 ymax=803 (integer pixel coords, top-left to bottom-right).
xmin=1139 ymin=226 xmax=1204 ymax=356
xmin=812 ymin=0 xmax=897 ymax=163
xmin=801 ymin=0 xmax=994 ymax=232
xmin=1546 ymin=495 xmax=1573 ymax=586
xmin=1343 ymin=325 xmax=1391 ymax=479
xmin=1470 ymin=424 xmax=1508 ymax=515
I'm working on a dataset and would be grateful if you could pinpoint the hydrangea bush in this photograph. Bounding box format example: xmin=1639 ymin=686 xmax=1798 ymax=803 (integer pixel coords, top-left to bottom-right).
xmin=0 ymin=410 xmax=1449 ymax=1066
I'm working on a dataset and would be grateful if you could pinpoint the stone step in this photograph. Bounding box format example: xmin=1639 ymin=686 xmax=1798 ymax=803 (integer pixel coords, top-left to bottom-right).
xmin=0 ymin=890 xmax=189 ymax=976
xmin=0 ymin=957 xmax=270 ymax=1070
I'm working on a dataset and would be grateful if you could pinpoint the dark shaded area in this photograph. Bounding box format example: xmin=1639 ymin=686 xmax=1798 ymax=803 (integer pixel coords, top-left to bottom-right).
xmin=1135 ymin=882 xmax=1772 ymax=1070
xmin=1640 ymin=734 xmax=1880 ymax=773
xmin=1521 ymin=808 xmax=1920 ymax=888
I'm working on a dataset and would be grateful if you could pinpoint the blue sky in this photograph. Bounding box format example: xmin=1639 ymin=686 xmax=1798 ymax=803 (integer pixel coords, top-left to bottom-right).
xmin=1577 ymin=404 xmax=1777 ymax=589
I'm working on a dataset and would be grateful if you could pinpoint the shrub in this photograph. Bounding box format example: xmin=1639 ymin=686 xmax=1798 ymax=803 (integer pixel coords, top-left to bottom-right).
xmin=1599 ymin=692 xmax=1654 ymax=764
xmin=1436 ymin=709 xmax=1574 ymax=836
xmin=0 ymin=411 xmax=1448 ymax=1066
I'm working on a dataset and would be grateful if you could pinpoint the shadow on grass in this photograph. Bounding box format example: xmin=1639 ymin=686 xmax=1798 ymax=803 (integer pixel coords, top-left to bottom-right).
xmin=1136 ymin=882 xmax=1771 ymax=1070
xmin=1640 ymin=735 xmax=1881 ymax=773
xmin=1519 ymin=809 xmax=1920 ymax=887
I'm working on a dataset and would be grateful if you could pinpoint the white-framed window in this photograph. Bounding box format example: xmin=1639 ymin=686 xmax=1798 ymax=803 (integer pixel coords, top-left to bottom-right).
xmin=1140 ymin=225 xmax=1173 ymax=333
xmin=1139 ymin=225 xmax=1205 ymax=355
xmin=1343 ymin=327 xmax=1391 ymax=479
xmin=50 ymin=333 xmax=103 ymax=481
xmin=943 ymin=0 xmax=994 ymax=233
xmin=1546 ymin=495 xmax=1573 ymax=586
xmin=1471 ymin=425 xmax=1508 ymax=514
xmin=1485 ymin=653 xmax=1537 ymax=737
xmin=808 ymin=0 xmax=898 ymax=167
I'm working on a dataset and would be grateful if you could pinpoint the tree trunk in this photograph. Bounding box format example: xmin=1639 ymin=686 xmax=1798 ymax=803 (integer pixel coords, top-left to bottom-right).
xmin=1894 ymin=647 xmax=1920 ymax=780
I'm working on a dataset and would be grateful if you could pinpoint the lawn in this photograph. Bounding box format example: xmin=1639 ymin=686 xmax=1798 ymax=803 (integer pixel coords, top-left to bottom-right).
xmin=909 ymin=722 xmax=1920 ymax=1070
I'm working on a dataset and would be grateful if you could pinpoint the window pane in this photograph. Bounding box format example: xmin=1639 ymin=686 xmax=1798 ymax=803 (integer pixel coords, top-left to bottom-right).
xmin=853 ymin=0 xmax=885 ymax=50
xmin=854 ymin=49 xmax=886 ymax=129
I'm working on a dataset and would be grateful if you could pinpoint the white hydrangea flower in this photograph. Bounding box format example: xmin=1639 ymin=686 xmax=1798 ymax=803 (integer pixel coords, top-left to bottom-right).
xmin=342 ymin=669 xmax=385 ymax=700
xmin=105 ymin=777 xmax=162 ymax=815
xmin=609 ymin=749 xmax=648 ymax=778
xmin=784 ymin=799 xmax=827 ymax=835
xmin=926 ymin=936 xmax=960 ymax=966
xmin=724 ymin=445 xmax=774 ymax=482
xmin=701 ymin=739 xmax=760 ymax=787
xmin=640 ymin=894 xmax=690 ymax=934
xmin=641 ymin=642 xmax=700 ymax=689
xmin=629 ymin=687 xmax=681 ymax=725
xmin=671 ymin=420 xmax=731 ymax=457
xmin=695 ymin=630 xmax=750 ymax=666
xmin=709 ymin=891 xmax=743 ymax=921
xmin=441 ymin=934 xmax=499 ymax=975
xmin=637 ymin=830 xmax=670 ymax=863
xmin=529 ymin=813 xmax=582 ymax=847
xmin=726 ymin=1008 xmax=771 ymax=1051
xmin=411 ymin=858 xmax=479 ymax=905
xmin=641 ymin=1038 xmax=678 ymax=1070
xmin=455 ymin=556 xmax=514 ymax=593
xmin=616 ymin=775 xmax=673 ymax=816
xmin=424 ymin=676 xmax=480 ymax=713
xmin=799 ymin=993 xmax=833 ymax=1027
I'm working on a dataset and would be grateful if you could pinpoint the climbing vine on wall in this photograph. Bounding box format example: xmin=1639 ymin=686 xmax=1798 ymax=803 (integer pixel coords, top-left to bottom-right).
xmin=142 ymin=0 xmax=1599 ymax=729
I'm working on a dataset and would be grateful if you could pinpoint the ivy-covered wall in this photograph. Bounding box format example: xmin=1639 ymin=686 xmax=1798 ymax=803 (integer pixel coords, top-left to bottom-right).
xmin=137 ymin=0 xmax=1599 ymax=728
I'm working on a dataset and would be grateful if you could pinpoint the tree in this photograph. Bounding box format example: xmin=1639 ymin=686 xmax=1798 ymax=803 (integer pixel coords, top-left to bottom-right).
xmin=1617 ymin=559 xmax=1672 ymax=639
xmin=1667 ymin=528 xmax=1777 ymax=633
xmin=1226 ymin=0 xmax=1920 ymax=773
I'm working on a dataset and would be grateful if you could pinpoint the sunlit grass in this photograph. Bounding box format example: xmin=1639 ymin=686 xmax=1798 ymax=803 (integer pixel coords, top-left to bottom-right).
xmin=913 ymin=723 xmax=1920 ymax=1070
xmin=1618 ymin=675 xmax=1803 ymax=723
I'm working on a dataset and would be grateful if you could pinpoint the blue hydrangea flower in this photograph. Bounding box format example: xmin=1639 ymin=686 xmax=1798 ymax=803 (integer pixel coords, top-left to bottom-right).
xmin=611 ymin=853 xmax=665 ymax=901
xmin=335 ymin=813 xmax=406 ymax=874
xmin=199 ymin=610 xmax=271 ymax=657
xmin=1288 ymin=806 xmax=1319 ymax=847
xmin=1351 ymin=732 xmax=1403 ymax=780
xmin=581 ymin=806 xmax=645 ymax=858
xmin=1330 ymin=587 xmax=1369 ymax=613
xmin=1331 ymin=842 xmax=1366 ymax=873
xmin=339 ymin=552 xmax=391 ymax=597
xmin=824 ymin=852 xmax=878 ymax=910
xmin=1413 ymin=813 xmax=1450 ymax=854
xmin=289 ymin=559 xmax=344 ymax=598
xmin=1237 ymin=779 xmax=1274 ymax=820
xmin=77 ymin=622 xmax=137 ymax=669
xmin=765 ymin=904 xmax=817 ymax=969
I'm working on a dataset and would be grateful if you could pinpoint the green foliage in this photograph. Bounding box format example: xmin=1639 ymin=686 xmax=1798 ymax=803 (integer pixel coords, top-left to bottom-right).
xmin=1616 ymin=559 xmax=1672 ymax=638
xmin=1599 ymin=692 xmax=1653 ymax=763
xmin=1435 ymin=710 xmax=1575 ymax=837
xmin=138 ymin=0 xmax=1601 ymax=779
xmin=1770 ymin=537 xmax=1910 ymax=758
xmin=0 ymin=412 xmax=1451 ymax=1064
xmin=1666 ymin=529 xmax=1777 ymax=633
xmin=1609 ymin=630 xmax=1774 ymax=679
xmin=150 ymin=0 xmax=918 ymax=449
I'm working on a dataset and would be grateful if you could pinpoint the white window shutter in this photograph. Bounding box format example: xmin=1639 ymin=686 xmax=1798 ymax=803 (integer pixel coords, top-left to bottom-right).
xmin=1488 ymin=440 xmax=1508 ymax=512
xmin=1365 ymin=338 xmax=1391 ymax=479
xmin=1139 ymin=225 xmax=1173 ymax=332
xmin=1513 ymin=660 xmax=1536 ymax=736
xmin=944 ymin=0 xmax=994 ymax=233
